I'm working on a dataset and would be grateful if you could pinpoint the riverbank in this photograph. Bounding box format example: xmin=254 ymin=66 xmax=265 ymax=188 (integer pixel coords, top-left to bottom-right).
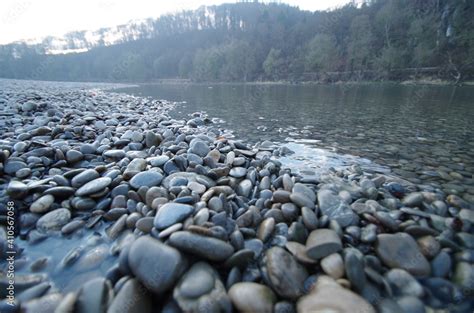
xmin=142 ymin=77 xmax=474 ymax=86
xmin=0 ymin=79 xmax=473 ymax=312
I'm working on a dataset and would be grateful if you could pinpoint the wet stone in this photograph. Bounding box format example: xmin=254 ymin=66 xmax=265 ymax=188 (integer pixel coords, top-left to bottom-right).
xmin=75 ymin=177 xmax=112 ymax=196
xmin=129 ymin=170 xmax=163 ymax=189
xmin=107 ymin=278 xmax=152 ymax=313
xmin=173 ymin=262 xmax=231 ymax=313
xmin=36 ymin=208 xmax=71 ymax=232
xmin=29 ymin=195 xmax=54 ymax=213
xmin=297 ymin=276 xmax=375 ymax=313
xmin=128 ymin=236 xmax=186 ymax=294
xmin=154 ymin=203 xmax=194 ymax=230
xmin=385 ymin=269 xmax=424 ymax=298
xmin=320 ymin=253 xmax=345 ymax=279
xmin=66 ymin=150 xmax=84 ymax=163
xmin=402 ymin=192 xmax=424 ymax=207
xmin=71 ymin=169 xmax=100 ymax=188
xmin=168 ymin=231 xmax=234 ymax=262
xmin=317 ymin=190 xmax=358 ymax=227
xmin=189 ymin=139 xmax=210 ymax=157
xmin=229 ymin=282 xmax=276 ymax=313
xmin=375 ymin=233 xmax=431 ymax=277
xmin=305 ymin=229 xmax=342 ymax=260
xmin=264 ymin=246 xmax=308 ymax=300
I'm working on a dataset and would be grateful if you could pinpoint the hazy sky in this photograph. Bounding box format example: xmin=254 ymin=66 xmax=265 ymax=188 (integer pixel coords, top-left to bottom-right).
xmin=0 ymin=0 xmax=351 ymax=44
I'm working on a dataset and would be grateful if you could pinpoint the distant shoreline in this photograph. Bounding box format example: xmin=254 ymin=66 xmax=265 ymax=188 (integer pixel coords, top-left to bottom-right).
xmin=137 ymin=78 xmax=473 ymax=87
xmin=2 ymin=76 xmax=472 ymax=87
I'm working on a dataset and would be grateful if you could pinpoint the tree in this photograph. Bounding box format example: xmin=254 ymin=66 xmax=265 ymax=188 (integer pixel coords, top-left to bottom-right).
xmin=305 ymin=34 xmax=339 ymax=72
xmin=263 ymin=48 xmax=286 ymax=80
xmin=0 ymin=0 xmax=473 ymax=82
xmin=347 ymin=15 xmax=374 ymax=71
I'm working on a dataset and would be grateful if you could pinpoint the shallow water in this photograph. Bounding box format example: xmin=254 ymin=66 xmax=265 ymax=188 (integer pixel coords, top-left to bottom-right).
xmin=118 ymin=83 xmax=474 ymax=191
xmin=14 ymin=224 xmax=119 ymax=292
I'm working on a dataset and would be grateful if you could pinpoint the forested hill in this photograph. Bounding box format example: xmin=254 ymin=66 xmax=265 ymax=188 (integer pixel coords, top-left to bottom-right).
xmin=0 ymin=0 xmax=473 ymax=83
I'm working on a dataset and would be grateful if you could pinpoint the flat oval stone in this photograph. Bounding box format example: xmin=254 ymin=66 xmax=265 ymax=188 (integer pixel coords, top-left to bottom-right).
xmin=7 ymin=180 xmax=28 ymax=198
xmin=230 ymin=167 xmax=247 ymax=178
xmin=162 ymin=172 xmax=216 ymax=189
xmin=36 ymin=208 xmax=71 ymax=232
xmin=129 ymin=171 xmax=163 ymax=189
xmin=4 ymin=160 xmax=27 ymax=175
xmin=290 ymin=192 xmax=315 ymax=209
xmin=75 ymin=177 xmax=112 ymax=197
xmin=305 ymin=229 xmax=342 ymax=260
xmin=71 ymin=169 xmax=100 ymax=188
xmin=154 ymin=203 xmax=194 ymax=230
xmin=375 ymin=233 xmax=431 ymax=277
xmin=30 ymin=195 xmax=54 ymax=213
xmin=44 ymin=186 xmax=75 ymax=198
xmin=103 ymin=149 xmax=125 ymax=159
xmin=168 ymin=231 xmax=234 ymax=262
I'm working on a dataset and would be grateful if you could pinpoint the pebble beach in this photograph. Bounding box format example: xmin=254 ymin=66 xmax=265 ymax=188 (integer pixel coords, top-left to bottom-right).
xmin=0 ymin=79 xmax=473 ymax=313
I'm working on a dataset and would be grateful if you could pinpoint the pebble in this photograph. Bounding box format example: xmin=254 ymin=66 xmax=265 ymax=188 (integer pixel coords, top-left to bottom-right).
xmin=168 ymin=231 xmax=234 ymax=261
xmin=257 ymin=217 xmax=275 ymax=242
xmin=36 ymin=208 xmax=71 ymax=232
xmin=402 ymin=192 xmax=424 ymax=207
xmin=29 ymin=194 xmax=54 ymax=213
xmin=229 ymin=282 xmax=276 ymax=313
xmin=305 ymin=229 xmax=342 ymax=260
xmin=453 ymin=262 xmax=474 ymax=291
xmin=301 ymin=207 xmax=318 ymax=230
xmin=290 ymin=192 xmax=315 ymax=209
xmin=431 ymin=251 xmax=452 ymax=278
xmin=317 ymin=190 xmax=357 ymax=227
xmin=264 ymin=246 xmax=308 ymax=300
xmin=76 ymin=277 xmax=112 ymax=313
xmin=66 ymin=150 xmax=84 ymax=163
xmin=385 ymin=269 xmax=424 ymax=297
xmin=397 ymin=296 xmax=427 ymax=313
xmin=128 ymin=236 xmax=186 ymax=294
xmin=344 ymin=248 xmax=366 ymax=292
xmin=129 ymin=170 xmax=163 ymax=189
xmin=297 ymin=276 xmax=375 ymax=313
xmin=189 ymin=139 xmax=210 ymax=157
xmin=103 ymin=149 xmax=126 ymax=159
xmin=174 ymin=262 xmax=230 ymax=312
xmin=417 ymin=235 xmax=440 ymax=259
xmin=375 ymin=233 xmax=431 ymax=276
xmin=154 ymin=203 xmax=194 ymax=230
xmin=107 ymin=279 xmax=152 ymax=313
xmin=7 ymin=180 xmax=28 ymax=198
xmin=75 ymin=177 xmax=112 ymax=196
xmin=71 ymin=169 xmax=100 ymax=188
xmin=320 ymin=253 xmax=345 ymax=279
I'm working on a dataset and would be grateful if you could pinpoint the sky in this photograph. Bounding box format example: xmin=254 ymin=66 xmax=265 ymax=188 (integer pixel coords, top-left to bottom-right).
xmin=0 ymin=0 xmax=351 ymax=44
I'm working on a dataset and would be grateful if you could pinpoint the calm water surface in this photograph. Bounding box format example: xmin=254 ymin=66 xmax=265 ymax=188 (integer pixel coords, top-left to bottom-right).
xmin=119 ymin=83 xmax=474 ymax=194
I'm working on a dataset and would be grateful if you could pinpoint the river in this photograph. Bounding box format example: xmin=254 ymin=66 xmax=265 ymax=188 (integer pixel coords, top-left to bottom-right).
xmin=118 ymin=83 xmax=474 ymax=200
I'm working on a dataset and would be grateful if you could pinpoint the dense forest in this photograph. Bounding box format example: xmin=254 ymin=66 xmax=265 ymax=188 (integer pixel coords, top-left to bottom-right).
xmin=0 ymin=0 xmax=473 ymax=83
